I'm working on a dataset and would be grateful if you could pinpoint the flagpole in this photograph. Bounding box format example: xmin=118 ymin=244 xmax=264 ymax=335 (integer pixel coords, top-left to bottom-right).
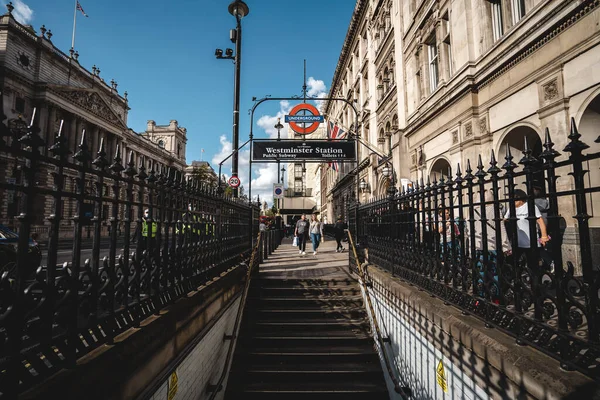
xmin=71 ymin=0 xmax=78 ymax=49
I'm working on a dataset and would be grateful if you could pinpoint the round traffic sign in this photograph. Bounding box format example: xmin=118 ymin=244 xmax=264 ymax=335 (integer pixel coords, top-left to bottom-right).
xmin=287 ymin=103 xmax=322 ymax=135
xmin=274 ymin=187 xmax=283 ymax=196
xmin=228 ymin=175 xmax=241 ymax=188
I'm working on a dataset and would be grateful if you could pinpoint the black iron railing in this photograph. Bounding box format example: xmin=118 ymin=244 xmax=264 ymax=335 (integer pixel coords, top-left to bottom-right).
xmin=0 ymin=110 xmax=258 ymax=396
xmin=350 ymin=119 xmax=600 ymax=381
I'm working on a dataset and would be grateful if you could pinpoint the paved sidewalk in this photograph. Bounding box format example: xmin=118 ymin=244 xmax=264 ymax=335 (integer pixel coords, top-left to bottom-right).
xmin=259 ymin=237 xmax=354 ymax=280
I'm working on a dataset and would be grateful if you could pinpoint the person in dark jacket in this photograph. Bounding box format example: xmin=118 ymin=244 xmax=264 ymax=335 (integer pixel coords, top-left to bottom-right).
xmin=334 ymin=216 xmax=347 ymax=252
xmin=294 ymin=214 xmax=310 ymax=255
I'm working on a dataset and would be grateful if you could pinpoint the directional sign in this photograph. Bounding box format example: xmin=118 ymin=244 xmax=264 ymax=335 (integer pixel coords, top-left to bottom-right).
xmin=252 ymin=139 xmax=356 ymax=163
xmin=285 ymin=103 xmax=323 ymax=135
xmin=228 ymin=175 xmax=241 ymax=188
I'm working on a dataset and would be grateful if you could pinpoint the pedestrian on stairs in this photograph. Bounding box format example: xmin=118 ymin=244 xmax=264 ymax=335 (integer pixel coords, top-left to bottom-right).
xmin=309 ymin=214 xmax=324 ymax=255
xmin=334 ymin=216 xmax=346 ymax=252
xmin=294 ymin=214 xmax=309 ymax=256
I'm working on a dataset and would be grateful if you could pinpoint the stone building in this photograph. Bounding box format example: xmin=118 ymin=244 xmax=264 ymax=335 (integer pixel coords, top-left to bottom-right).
xmin=0 ymin=6 xmax=187 ymax=236
xmin=323 ymin=0 xmax=408 ymax=222
xmin=324 ymin=0 xmax=600 ymax=268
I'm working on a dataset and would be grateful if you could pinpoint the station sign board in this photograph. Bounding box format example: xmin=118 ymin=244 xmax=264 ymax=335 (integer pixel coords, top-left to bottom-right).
xmin=252 ymin=139 xmax=356 ymax=163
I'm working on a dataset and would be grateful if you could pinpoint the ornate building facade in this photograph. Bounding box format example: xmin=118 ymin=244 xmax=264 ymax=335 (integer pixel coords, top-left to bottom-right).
xmin=324 ymin=0 xmax=600 ymax=267
xmin=0 ymin=7 xmax=187 ymax=236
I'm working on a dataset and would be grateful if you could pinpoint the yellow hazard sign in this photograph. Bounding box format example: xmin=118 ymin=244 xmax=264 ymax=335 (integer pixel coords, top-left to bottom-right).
xmin=436 ymin=360 xmax=448 ymax=393
xmin=167 ymin=370 xmax=178 ymax=400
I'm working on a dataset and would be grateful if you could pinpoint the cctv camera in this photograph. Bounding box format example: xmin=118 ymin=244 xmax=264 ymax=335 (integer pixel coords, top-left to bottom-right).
xmin=225 ymin=48 xmax=233 ymax=57
xmin=215 ymin=49 xmax=223 ymax=57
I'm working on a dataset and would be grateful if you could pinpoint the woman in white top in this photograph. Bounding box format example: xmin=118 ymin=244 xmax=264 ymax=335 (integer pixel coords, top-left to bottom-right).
xmin=309 ymin=214 xmax=324 ymax=255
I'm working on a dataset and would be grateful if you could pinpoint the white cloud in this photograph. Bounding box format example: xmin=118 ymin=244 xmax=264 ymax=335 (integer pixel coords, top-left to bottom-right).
xmin=307 ymin=77 xmax=328 ymax=110
xmin=256 ymin=101 xmax=292 ymax=139
xmin=250 ymin=164 xmax=279 ymax=205
xmin=210 ymin=134 xmax=250 ymax=185
xmin=3 ymin=0 xmax=34 ymax=25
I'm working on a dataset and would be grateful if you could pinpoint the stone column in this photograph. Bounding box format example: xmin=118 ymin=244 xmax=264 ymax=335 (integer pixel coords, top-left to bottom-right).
xmin=45 ymin=105 xmax=57 ymax=151
xmin=68 ymin=116 xmax=77 ymax=154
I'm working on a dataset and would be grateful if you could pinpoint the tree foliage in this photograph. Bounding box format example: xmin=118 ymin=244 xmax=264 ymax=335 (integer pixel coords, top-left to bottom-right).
xmin=191 ymin=164 xmax=218 ymax=188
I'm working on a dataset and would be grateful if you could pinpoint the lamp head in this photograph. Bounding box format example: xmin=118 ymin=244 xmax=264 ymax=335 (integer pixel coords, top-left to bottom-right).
xmin=228 ymin=0 xmax=249 ymax=18
xmin=359 ymin=178 xmax=367 ymax=190
xmin=215 ymin=48 xmax=223 ymax=58
xmin=225 ymin=48 xmax=234 ymax=57
xmin=382 ymin=165 xmax=392 ymax=178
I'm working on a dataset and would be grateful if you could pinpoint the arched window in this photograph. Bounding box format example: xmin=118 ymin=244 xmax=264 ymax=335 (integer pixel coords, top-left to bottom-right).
xmin=385 ymin=121 xmax=392 ymax=155
xmin=579 ymin=92 xmax=600 ymax=228
xmin=429 ymin=158 xmax=452 ymax=183
xmin=383 ymin=67 xmax=390 ymax=91
xmin=378 ymin=128 xmax=386 ymax=152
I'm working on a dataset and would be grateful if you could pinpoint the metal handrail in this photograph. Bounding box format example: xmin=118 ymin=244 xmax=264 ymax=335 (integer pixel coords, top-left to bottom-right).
xmin=207 ymin=230 xmax=264 ymax=398
xmin=347 ymin=229 xmax=411 ymax=398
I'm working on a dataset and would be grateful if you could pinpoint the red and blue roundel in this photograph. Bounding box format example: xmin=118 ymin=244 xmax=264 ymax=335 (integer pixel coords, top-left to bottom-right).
xmin=274 ymin=187 xmax=283 ymax=196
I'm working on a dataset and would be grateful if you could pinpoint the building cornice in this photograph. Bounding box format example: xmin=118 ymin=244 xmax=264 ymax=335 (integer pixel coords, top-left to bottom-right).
xmin=324 ymin=0 xmax=368 ymax=114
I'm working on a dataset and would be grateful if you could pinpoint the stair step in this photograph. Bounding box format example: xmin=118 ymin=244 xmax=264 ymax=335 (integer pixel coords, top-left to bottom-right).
xmin=246 ymin=296 xmax=364 ymax=309
xmin=228 ymin=380 xmax=388 ymax=394
xmin=250 ymin=286 xmax=361 ymax=297
xmin=256 ymin=278 xmax=358 ymax=289
xmin=233 ymin=370 xmax=385 ymax=385
xmin=225 ymin=392 xmax=389 ymax=400
xmin=236 ymin=338 xmax=375 ymax=355
xmin=246 ymin=321 xmax=371 ymax=337
xmin=234 ymin=351 xmax=381 ymax=366
xmin=248 ymin=308 xmax=367 ymax=322
xmin=232 ymin=361 xmax=383 ymax=373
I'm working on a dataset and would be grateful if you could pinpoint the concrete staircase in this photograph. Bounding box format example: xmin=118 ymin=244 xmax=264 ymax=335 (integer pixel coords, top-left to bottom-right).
xmin=225 ymin=277 xmax=389 ymax=399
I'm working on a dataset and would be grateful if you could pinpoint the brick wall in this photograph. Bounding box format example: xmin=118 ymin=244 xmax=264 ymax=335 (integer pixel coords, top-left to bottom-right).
xmin=148 ymin=296 xmax=241 ymax=400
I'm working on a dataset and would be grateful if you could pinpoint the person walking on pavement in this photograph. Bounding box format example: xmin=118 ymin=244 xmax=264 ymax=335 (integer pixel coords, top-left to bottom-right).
xmin=309 ymin=214 xmax=324 ymax=256
xmin=294 ymin=214 xmax=309 ymax=256
xmin=334 ymin=216 xmax=347 ymax=252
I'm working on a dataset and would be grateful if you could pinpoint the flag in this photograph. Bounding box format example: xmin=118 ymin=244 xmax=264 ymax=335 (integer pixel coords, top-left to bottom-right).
xmin=327 ymin=121 xmax=346 ymax=172
xmin=77 ymin=1 xmax=89 ymax=17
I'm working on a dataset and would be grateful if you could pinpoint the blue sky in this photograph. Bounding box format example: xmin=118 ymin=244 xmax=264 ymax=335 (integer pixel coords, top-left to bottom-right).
xmin=4 ymin=0 xmax=355 ymax=202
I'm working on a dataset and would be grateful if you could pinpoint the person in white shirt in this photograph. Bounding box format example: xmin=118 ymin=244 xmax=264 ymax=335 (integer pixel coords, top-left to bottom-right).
xmin=504 ymin=189 xmax=549 ymax=250
xmin=309 ymin=214 xmax=324 ymax=255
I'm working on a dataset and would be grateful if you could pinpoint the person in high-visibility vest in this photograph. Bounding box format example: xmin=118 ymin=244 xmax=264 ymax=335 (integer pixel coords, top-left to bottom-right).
xmin=133 ymin=209 xmax=157 ymax=251
xmin=176 ymin=204 xmax=199 ymax=244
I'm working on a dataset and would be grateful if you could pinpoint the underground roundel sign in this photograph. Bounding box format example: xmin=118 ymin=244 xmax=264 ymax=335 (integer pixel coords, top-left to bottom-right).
xmin=285 ymin=103 xmax=324 ymax=135
xmin=228 ymin=175 xmax=241 ymax=188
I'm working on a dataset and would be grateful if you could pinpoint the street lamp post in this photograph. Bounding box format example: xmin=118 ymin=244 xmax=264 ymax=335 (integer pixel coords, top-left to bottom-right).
xmin=215 ymin=0 xmax=249 ymax=198
xmin=275 ymin=117 xmax=283 ymax=140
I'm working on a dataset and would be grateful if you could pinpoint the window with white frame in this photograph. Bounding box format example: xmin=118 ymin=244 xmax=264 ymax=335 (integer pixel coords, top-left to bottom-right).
xmin=441 ymin=12 xmax=452 ymax=77
xmin=511 ymin=0 xmax=525 ymax=24
xmin=294 ymin=180 xmax=303 ymax=195
xmin=294 ymin=163 xmax=303 ymax=179
xmin=491 ymin=0 xmax=504 ymax=41
xmin=427 ymin=34 xmax=439 ymax=92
